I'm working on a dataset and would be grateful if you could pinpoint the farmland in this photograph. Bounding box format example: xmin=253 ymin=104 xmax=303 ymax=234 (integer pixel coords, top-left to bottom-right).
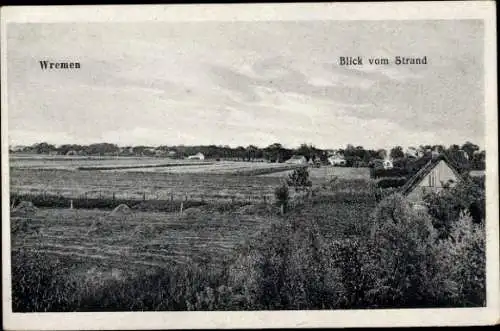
xmin=10 ymin=168 xmax=287 ymax=202
xmin=260 ymin=166 xmax=370 ymax=185
xmin=11 ymin=207 xmax=274 ymax=270
xmin=9 ymin=155 xmax=176 ymax=170
xmin=9 ymin=155 xmax=384 ymax=311
xmin=9 ymin=157 xmax=309 ymax=202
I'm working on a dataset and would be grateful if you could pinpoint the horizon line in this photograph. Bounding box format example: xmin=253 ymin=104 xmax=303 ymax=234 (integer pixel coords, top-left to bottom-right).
xmin=8 ymin=140 xmax=485 ymax=152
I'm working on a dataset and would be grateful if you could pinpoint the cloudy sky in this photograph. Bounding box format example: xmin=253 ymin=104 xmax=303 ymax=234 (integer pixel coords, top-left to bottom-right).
xmin=6 ymin=20 xmax=484 ymax=150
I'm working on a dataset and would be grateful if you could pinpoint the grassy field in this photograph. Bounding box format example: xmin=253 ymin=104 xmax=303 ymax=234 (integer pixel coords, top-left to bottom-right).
xmin=103 ymin=161 xmax=300 ymax=174
xmin=10 ymin=168 xmax=286 ymax=201
xmin=9 ymin=155 xmax=179 ymax=170
xmin=11 ymin=207 xmax=275 ymax=271
xmin=10 ymin=187 xmax=381 ymax=312
xmin=260 ymin=166 xmax=371 ymax=185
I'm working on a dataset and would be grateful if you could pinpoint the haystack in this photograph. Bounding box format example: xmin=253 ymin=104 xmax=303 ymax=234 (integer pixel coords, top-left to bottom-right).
xmin=237 ymin=204 xmax=257 ymax=215
xmin=11 ymin=200 xmax=38 ymax=217
xmin=181 ymin=207 xmax=204 ymax=218
xmin=132 ymin=223 xmax=154 ymax=237
xmin=236 ymin=203 xmax=275 ymax=216
xmin=109 ymin=204 xmax=132 ymax=217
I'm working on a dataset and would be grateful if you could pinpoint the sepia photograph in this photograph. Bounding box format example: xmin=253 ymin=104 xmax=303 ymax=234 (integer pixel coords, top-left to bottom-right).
xmin=1 ymin=2 xmax=498 ymax=330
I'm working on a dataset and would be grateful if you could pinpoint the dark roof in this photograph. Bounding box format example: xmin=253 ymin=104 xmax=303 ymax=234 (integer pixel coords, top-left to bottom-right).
xmin=399 ymin=154 xmax=463 ymax=196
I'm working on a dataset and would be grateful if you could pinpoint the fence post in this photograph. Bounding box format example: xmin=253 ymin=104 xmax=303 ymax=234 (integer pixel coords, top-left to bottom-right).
xmin=70 ymin=199 xmax=73 ymax=209
xmin=112 ymin=192 xmax=115 ymax=201
xmin=280 ymin=204 xmax=284 ymax=216
xmin=143 ymin=192 xmax=146 ymax=201
xmin=180 ymin=201 xmax=184 ymax=215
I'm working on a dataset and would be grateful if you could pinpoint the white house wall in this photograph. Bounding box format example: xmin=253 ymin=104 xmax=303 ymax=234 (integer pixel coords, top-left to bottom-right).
xmin=406 ymin=160 xmax=458 ymax=203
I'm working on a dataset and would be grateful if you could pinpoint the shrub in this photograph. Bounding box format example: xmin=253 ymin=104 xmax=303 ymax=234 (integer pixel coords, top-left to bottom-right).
xmin=274 ymin=184 xmax=290 ymax=213
xmin=376 ymin=177 xmax=408 ymax=189
xmin=436 ymin=210 xmax=486 ymax=307
xmin=228 ymin=217 xmax=339 ymax=310
xmin=370 ymin=167 xmax=409 ymax=179
xmin=424 ymin=177 xmax=485 ymax=238
xmin=365 ymin=194 xmax=443 ymax=307
xmin=329 ymin=238 xmax=377 ymax=308
xmin=286 ymin=167 xmax=312 ymax=192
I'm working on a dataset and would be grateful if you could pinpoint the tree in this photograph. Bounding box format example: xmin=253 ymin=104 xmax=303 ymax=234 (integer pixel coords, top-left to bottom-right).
xmin=32 ymin=142 xmax=56 ymax=154
xmin=297 ymin=144 xmax=313 ymax=161
xmin=389 ymin=146 xmax=404 ymax=159
xmin=246 ymin=145 xmax=258 ymax=161
xmin=461 ymin=141 xmax=480 ymax=161
xmin=376 ymin=149 xmax=387 ymax=159
xmin=265 ymin=143 xmax=284 ymax=163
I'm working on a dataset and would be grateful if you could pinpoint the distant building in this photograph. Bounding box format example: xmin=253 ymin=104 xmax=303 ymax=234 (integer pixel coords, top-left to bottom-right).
xmin=405 ymin=147 xmax=419 ymax=159
xmin=383 ymin=159 xmax=393 ymax=170
xmin=469 ymin=170 xmax=485 ymax=177
xmin=286 ymin=155 xmax=307 ymax=165
xmin=188 ymin=152 xmax=205 ymax=160
xmin=66 ymin=150 xmax=78 ymax=156
xmin=328 ymin=155 xmax=346 ymax=166
xmin=400 ymin=154 xmax=462 ymax=205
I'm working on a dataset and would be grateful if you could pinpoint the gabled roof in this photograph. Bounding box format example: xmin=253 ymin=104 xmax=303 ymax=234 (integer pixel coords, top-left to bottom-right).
xmin=400 ymin=154 xmax=463 ymax=196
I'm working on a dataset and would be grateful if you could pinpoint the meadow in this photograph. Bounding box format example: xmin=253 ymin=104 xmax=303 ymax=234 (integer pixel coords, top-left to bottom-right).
xmin=10 ymin=168 xmax=286 ymax=202
xmin=10 ymin=158 xmax=309 ymax=202
xmin=9 ymin=155 xmax=175 ymax=170
xmin=261 ymin=166 xmax=370 ymax=185
xmin=11 ymin=207 xmax=274 ymax=270
xmin=11 ymin=187 xmax=379 ymax=312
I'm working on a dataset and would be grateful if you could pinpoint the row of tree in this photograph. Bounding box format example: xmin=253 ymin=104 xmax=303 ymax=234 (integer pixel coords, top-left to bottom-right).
xmin=11 ymin=141 xmax=485 ymax=170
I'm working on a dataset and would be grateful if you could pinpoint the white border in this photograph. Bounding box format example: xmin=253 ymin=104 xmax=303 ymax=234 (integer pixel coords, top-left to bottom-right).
xmin=1 ymin=2 xmax=498 ymax=330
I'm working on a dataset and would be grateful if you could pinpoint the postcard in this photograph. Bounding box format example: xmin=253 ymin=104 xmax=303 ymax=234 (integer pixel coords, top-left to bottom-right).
xmin=1 ymin=2 xmax=498 ymax=330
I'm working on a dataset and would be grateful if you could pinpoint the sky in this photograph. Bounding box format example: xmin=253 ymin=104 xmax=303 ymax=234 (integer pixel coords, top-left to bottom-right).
xmin=6 ymin=20 xmax=485 ymax=150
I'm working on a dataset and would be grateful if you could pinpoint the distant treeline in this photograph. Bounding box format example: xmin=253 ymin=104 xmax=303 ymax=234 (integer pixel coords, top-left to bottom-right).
xmin=10 ymin=141 xmax=485 ymax=170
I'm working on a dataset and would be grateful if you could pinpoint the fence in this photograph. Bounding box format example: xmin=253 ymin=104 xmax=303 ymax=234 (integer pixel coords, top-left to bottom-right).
xmin=10 ymin=189 xmax=277 ymax=212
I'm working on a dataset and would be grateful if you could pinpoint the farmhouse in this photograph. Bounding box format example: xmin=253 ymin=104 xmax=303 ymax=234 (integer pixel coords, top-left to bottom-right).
xmin=188 ymin=152 xmax=205 ymax=160
xmin=400 ymin=154 xmax=463 ymax=204
xmin=286 ymin=155 xmax=307 ymax=165
xmin=383 ymin=159 xmax=393 ymax=170
xmin=328 ymin=155 xmax=346 ymax=166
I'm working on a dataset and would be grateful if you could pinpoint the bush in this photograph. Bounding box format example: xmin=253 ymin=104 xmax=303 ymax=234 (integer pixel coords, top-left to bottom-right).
xmin=424 ymin=177 xmax=485 ymax=238
xmin=364 ymin=194 xmax=443 ymax=307
xmin=229 ymin=217 xmax=338 ymax=310
xmin=376 ymin=177 xmax=408 ymax=189
xmin=286 ymin=167 xmax=312 ymax=192
xmin=370 ymin=167 xmax=409 ymax=179
xmin=274 ymin=184 xmax=290 ymax=213
xmin=436 ymin=210 xmax=486 ymax=307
